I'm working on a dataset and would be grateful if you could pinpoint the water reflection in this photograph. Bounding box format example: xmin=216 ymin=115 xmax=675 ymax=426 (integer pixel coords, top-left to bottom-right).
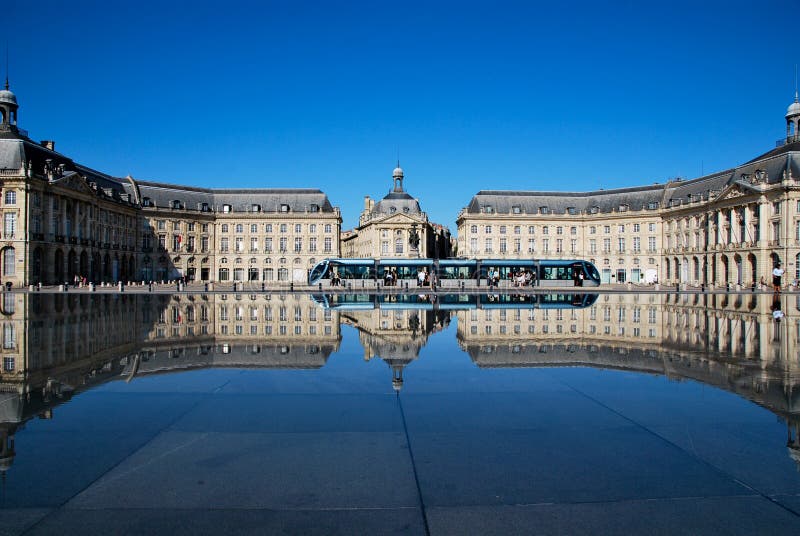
xmin=0 ymin=292 xmax=799 ymax=474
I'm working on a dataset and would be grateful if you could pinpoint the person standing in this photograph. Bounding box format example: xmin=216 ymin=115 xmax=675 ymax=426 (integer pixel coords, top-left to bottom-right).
xmin=773 ymin=263 xmax=785 ymax=292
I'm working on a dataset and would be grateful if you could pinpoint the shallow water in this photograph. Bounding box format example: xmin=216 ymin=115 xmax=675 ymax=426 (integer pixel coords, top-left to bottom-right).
xmin=0 ymin=291 xmax=799 ymax=534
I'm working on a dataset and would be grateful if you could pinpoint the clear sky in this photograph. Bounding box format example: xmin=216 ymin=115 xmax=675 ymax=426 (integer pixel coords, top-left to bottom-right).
xmin=5 ymin=0 xmax=799 ymax=230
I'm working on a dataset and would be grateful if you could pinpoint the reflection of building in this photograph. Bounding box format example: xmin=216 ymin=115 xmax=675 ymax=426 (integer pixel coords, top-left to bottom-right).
xmin=457 ymin=96 xmax=800 ymax=287
xmin=342 ymin=306 xmax=450 ymax=390
xmin=0 ymin=85 xmax=340 ymax=286
xmin=0 ymin=293 xmax=343 ymax=472
xmin=341 ymin=165 xmax=451 ymax=259
xmin=457 ymin=291 xmax=800 ymax=468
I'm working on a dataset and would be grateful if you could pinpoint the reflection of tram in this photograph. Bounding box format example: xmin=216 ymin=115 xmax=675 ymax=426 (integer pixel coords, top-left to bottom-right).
xmin=308 ymin=258 xmax=601 ymax=287
xmin=310 ymin=293 xmax=599 ymax=310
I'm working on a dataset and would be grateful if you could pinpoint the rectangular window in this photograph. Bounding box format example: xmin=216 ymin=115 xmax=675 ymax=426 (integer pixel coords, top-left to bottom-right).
xmin=3 ymin=357 xmax=14 ymax=372
xmin=3 ymin=324 xmax=15 ymax=349
xmin=4 ymin=191 xmax=16 ymax=205
xmin=324 ymin=237 xmax=332 ymax=252
xmin=3 ymin=213 xmax=16 ymax=237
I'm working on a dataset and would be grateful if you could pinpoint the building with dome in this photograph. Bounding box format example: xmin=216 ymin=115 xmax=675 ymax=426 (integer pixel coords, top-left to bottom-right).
xmin=341 ymin=164 xmax=452 ymax=258
xmin=457 ymin=93 xmax=800 ymax=287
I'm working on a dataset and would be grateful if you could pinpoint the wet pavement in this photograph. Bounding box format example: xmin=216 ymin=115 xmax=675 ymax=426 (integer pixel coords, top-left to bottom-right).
xmin=0 ymin=292 xmax=799 ymax=534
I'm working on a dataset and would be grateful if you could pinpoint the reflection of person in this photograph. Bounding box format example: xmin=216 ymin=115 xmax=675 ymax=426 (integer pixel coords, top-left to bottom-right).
xmin=773 ymin=263 xmax=785 ymax=292
xmin=772 ymin=293 xmax=784 ymax=322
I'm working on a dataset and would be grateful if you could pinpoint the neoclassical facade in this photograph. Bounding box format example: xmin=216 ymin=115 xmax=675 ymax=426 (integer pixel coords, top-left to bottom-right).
xmin=0 ymin=85 xmax=341 ymax=286
xmin=341 ymin=165 xmax=451 ymax=259
xmin=457 ymin=94 xmax=800 ymax=286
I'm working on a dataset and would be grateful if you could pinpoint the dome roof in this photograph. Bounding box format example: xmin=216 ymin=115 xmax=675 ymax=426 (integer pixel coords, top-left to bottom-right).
xmin=0 ymin=88 xmax=17 ymax=107
xmin=372 ymin=191 xmax=422 ymax=215
xmin=392 ymin=166 xmax=404 ymax=179
xmin=788 ymin=99 xmax=800 ymax=118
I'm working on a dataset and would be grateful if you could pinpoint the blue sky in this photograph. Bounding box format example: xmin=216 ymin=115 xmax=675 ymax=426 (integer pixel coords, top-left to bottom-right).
xmin=6 ymin=0 xmax=799 ymax=230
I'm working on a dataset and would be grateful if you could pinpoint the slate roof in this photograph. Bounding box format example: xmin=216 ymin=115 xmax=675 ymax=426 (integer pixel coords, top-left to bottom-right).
xmin=136 ymin=180 xmax=335 ymax=213
xmin=464 ymin=142 xmax=800 ymax=215
xmin=0 ymin=135 xmax=132 ymax=202
xmin=466 ymin=184 xmax=665 ymax=215
xmin=370 ymin=190 xmax=422 ymax=216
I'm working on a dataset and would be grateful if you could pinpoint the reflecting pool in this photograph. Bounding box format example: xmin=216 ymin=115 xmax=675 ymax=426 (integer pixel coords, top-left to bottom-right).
xmin=1 ymin=291 xmax=800 ymax=534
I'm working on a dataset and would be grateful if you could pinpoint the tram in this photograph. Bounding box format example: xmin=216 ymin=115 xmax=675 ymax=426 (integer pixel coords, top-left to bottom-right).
xmin=307 ymin=258 xmax=601 ymax=288
xmin=310 ymin=293 xmax=599 ymax=310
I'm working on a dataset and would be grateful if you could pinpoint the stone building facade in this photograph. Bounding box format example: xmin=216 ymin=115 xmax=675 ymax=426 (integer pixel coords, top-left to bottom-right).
xmin=133 ymin=181 xmax=341 ymax=284
xmin=341 ymin=165 xmax=451 ymax=259
xmin=0 ymin=85 xmax=340 ymax=286
xmin=457 ymin=94 xmax=800 ymax=286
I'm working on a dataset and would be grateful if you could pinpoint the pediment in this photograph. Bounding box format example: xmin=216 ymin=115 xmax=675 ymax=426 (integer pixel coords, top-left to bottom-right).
xmin=50 ymin=172 xmax=97 ymax=196
xmin=369 ymin=213 xmax=424 ymax=225
xmin=711 ymin=182 xmax=756 ymax=205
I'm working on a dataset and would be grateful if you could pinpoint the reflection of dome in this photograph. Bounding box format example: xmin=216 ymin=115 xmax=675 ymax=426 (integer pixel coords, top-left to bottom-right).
xmin=0 ymin=88 xmax=17 ymax=106
xmin=789 ymin=445 xmax=800 ymax=468
xmin=0 ymin=453 xmax=14 ymax=471
xmin=787 ymin=93 xmax=800 ymax=118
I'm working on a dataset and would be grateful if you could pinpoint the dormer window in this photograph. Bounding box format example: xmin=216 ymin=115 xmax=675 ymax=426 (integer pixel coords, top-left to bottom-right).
xmin=484 ymin=205 xmax=494 ymax=214
xmin=201 ymin=202 xmax=210 ymax=212
xmin=390 ymin=206 xmax=396 ymax=213
xmin=567 ymin=207 xmax=577 ymax=215
xmin=403 ymin=207 xmax=409 ymax=213
xmin=251 ymin=204 xmax=261 ymax=213
xmin=309 ymin=204 xmax=319 ymax=213
xmin=280 ymin=204 xmax=290 ymax=213
xmin=589 ymin=206 xmax=599 ymax=214
xmin=222 ymin=204 xmax=232 ymax=213
xmin=618 ymin=204 xmax=629 ymax=212
xmin=512 ymin=206 xmax=521 ymax=214
xmin=142 ymin=197 xmax=152 ymax=207
xmin=539 ymin=206 xmax=549 ymax=215
xmin=647 ymin=202 xmax=659 ymax=210
xmin=171 ymin=200 xmax=183 ymax=210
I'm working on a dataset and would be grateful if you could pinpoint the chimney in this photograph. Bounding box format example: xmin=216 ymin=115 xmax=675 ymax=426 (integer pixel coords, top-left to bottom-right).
xmin=41 ymin=140 xmax=55 ymax=151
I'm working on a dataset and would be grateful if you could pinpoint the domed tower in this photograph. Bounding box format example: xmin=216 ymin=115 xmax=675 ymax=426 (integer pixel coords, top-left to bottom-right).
xmin=0 ymin=78 xmax=19 ymax=130
xmin=392 ymin=163 xmax=404 ymax=193
xmin=787 ymin=89 xmax=800 ymax=143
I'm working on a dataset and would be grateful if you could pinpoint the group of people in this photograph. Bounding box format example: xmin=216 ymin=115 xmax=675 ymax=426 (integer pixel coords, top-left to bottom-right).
xmin=416 ymin=269 xmax=435 ymax=287
xmin=486 ymin=268 xmax=538 ymax=288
